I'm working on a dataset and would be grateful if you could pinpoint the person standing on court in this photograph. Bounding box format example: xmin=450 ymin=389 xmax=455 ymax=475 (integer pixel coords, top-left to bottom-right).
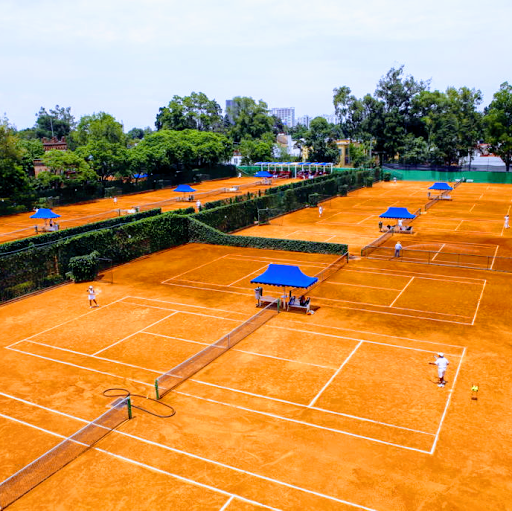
xmin=196 ymin=199 xmax=202 ymax=211
xmin=318 ymin=205 xmax=323 ymax=217
xmin=505 ymin=214 xmax=510 ymax=229
xmin=394 ymin=241 xmax=403 ymax=258
xmin=113 ymin=196 xmax=118 ymax=205
xmin=378 ymin=221 xmax=383 ymax=232
xmin=397 ymin=218 xmax=403 ymax=231
xmin=87 ymin=285 xmax=98 ymax=308
xmin=429 ymin=353 xmax=449 ymax=387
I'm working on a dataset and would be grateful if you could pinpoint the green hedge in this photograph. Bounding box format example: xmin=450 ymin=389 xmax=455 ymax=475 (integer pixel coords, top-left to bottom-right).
xmin=188 ymin=217 xmax=347 ymax=255
xmin=0 ymin=208 xmax=163 ymax=255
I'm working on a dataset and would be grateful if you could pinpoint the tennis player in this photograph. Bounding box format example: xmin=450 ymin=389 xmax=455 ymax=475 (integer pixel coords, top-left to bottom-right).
xmin=318 ymin=205 xmax=323 ymax=217
xmin=87 ymin=285 xmax=98 ymax=308
xmin=504 ymin=214 xmax=509 ymax=229
xmin=429 ymin=353 xmax=449 ymax=387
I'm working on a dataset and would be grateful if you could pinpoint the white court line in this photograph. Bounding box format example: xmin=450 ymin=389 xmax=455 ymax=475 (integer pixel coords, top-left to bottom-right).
xmin=163 ymin=254 xmax=228 ymax=282
xmin=430 ymin=244 xmax=445 ymax=262
xmin=472 ymin=281 xmax=487 ymax=326
xmin=281 ymin=229 xmax=301 ymax=238
xmin=357 ymin=215 xmax=375 ymax=224
xmin=93 ymin=311 xmax=178 ymax=356
xmin=188 ymin=379 xmax=434 ymax=436
xmin=420 ymin=240 xmax=498 ymax=248
xmin=177 ymin=389 xmax=431 ymax=455
xmin=308 ymin=341 xmax=363 ymax=407
xmin=219 ymin=496 xmax=235 ymax=511
xmin=227 ymin=264 xmax=269 ymax=287
xmin=0 ymin=413 xmax=282 ymax=511
xmin=18 ymin=339 xmax=161 ymax=375
xmin=312 ymin=294 xmax=471 ymax=319
xmin=272 ymin=325 xmax=464 ymax=357
xmin=121 ymin=301 xmax=241 ymax=321
xmin=163 ymin=281 xmax=252 ymax=297
xmin=309 ymin=300 xmax=471 ymax=325
xmin=280 ymin=314 xmax=467 ymax=351
xmin=325 ymin=235 xmax=337 ymax=241
xmin=454 ymin=220 xmax=465 ymax=231
xmin=346 ymin=266 xmax=486 ymax=283
xmin=124 ymin=296 xmax=248 ymax=317
xmin=389 ymin=277 xmax=414 ymax=308
xmin=0 ymin=398 xmax=377 ymax=510
xmin=469 ymin=204 xmax=476 ymax=212
xmin=5 ymin=347 xmax=153 ymax=387
xmin=324 ymin=281 xmax=403 ymax=291
xmin=227 ymin=254 xmax=329 ymax=268
xmin=490 ymin=245 xmax=500 ymax=270
xmin=430 ymin=347 xmax=466 ymax=454
xmin=6 ymin=297 xmax=127 ymax=346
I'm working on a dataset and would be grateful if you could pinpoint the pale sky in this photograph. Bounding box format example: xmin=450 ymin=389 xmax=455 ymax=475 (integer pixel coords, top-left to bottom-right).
xmin=1 ymin=0 xmax=510 ymax=131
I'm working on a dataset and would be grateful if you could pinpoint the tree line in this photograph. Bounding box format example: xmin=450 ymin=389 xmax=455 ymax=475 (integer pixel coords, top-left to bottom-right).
xmin=1 ymin=66 xmax=512 ymax=208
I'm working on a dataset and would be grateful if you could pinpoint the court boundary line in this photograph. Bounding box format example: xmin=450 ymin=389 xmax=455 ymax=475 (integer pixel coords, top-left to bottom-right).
xmin=93 ymin=311 xmax=179 ymax=356
xmin=227 ymin=264 xmax=269 ymax=287
xmin=271 ymin=325 xmax=465 ymax=358
xmin=278 ymin=319 xmax=466 ymax=350
xmin=120 ymin=300 xmax=243 ymax=322
xmin=389 ymin=277 xmax=414 ymax=307
xmin=0 ymin=413 xmax=283 ymax=511
xmin=226 ymin=253 xmax=331 ymax=268
xmin=346 ymin=266 xmax=486 ymax=283
xmin=188 ymin=379 xmax=436 ymax=437
xmin=5 ymin=346 xmax=154 ymax=388
xmin=472 ymin=280 xmax=487 ymax=325
xmin=177 ymin=389 xmax=432 ymax=454
xmin=308 ymin=341 xmax=363 ymax=407
xmin=430 ymin=347 xmax=466 ymax=454
xmin=322 ymin=281 xmax=403 ymax=291
xmin=123 ymin=296 xmax=249 ymax=317
xmin=0 ymin=397 xmax=379 ymax=510
xmin=163 ymin=254 xmax=229 ymax=282
xmin=490 ymin=245 xmax=499 ymax=270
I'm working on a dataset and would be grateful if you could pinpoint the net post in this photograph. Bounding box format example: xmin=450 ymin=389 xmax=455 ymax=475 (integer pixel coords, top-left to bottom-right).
xmin=127 ymin=397 xmax=132 ymax=420
xmin=155 ymin=380 xmax=160 ymax=400
xmin=277 ymin=298 xmax=280 ymax=313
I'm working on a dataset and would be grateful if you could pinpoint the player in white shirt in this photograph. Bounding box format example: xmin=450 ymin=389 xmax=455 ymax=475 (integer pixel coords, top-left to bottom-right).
xmin=429 ymin=353 xmax=449 ymax=387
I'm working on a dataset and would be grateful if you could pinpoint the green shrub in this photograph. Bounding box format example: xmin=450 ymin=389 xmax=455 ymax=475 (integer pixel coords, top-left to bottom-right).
xmin=67 ymin=251 xmax=100 ymax=282
xmin=383 ymin=172 xmax=391 ymax=182
xmin=365 ymin=177 xmax=373 ymax=187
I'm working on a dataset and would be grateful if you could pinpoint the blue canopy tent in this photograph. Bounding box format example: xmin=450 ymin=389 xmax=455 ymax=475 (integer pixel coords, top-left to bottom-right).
xmin=251 ymin=264 xmax=318 ymax=310
xmin=254 ymin=170 xmax=273 ymax=178
xmin=173 ymin=184 xmax=196 ymax=201
xmin=30 ymin=208 xmax=61 ymax=220
xmin=30 ymin=208 xmax=61 ymax=231
xmin=428 ymin=182 xmax=453 ymax=191
xmin=379 ymin=207 xmax=416 ymax=219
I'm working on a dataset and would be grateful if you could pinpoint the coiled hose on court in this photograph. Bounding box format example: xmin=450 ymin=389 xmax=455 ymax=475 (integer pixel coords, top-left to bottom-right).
xmin=103 ymin=388 xmax=176 ymax=418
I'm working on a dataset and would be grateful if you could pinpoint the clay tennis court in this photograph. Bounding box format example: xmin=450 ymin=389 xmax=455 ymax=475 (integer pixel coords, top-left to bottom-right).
xmin=1 ymin=182 xmax=512 ymax=510
xmin=0 ymin=176 xmax=298 ymax=244
xmin=235 ymin=181 xmax=430 ymax=253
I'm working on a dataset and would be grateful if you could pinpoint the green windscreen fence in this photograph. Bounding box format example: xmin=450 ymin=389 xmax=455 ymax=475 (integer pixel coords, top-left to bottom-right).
xmin=382 ymin=169 xmax=512 ymax=184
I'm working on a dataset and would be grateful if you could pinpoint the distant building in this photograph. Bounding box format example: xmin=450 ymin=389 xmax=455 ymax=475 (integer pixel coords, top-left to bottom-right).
xmin=321 ymin=114 xmax=338 ymax=125
xmin=296 ymin=115 xmax=311 ymax=128
xmin=33 ymin=137 xmax=68 ymax=177
xmin=275 ymin=134 xmax=301 ymax=158
xmin=271 ymin=107 xmax=295 ymax=128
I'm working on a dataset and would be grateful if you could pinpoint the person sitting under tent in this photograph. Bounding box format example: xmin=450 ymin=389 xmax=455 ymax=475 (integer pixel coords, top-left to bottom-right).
xmin=289 ymin=295 xmax=296 ymax=306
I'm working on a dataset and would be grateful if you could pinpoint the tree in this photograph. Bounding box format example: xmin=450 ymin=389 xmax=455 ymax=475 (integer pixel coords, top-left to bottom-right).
xmin=155 ymin=92 xmax=223 ymax=132
xmin=485 ymin=82 xmax=512 ymax=172
xmin=303 ymin=117 xmax=340 ymax=163
xmin=72 ymin=112 xmax=126 ymax=147
xmin=227 ymin=97 xmax=274 ymax=143
xmin=0 ymin=118 xmax=33 ymax=201
xmin=17 ymin=138 xmax=44 ymax=175
xmin=34 ymin=105 xmax=76 ymax=139
xmin=239 ymin=138 xmax=274 ymax=165
xmin=41 ymin=149 xmax=95 ymax=182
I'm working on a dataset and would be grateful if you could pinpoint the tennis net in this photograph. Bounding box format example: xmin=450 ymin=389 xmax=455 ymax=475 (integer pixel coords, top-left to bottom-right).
xmin=361 ymin=229 xmax=395 ymax=257
xmin=309 ymin=252 xmax=349 ymax=290
xmin=155 ymin=303 xmax=277 ymax=399
xmin=0 ymin=398 xmax=130 ymax=509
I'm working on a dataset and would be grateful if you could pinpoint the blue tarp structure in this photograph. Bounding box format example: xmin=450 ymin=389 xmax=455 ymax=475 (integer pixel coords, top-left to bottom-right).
xmin=379 ymin=207 xmax=416 ymax=219
xmin=134 ymin=173 xmax=148 ymax=179
xmin=428 ymin=182 xmax=453 ymax=191
xmin=254 ymin=170 xmax=273 ymax=178
xmin=30 ymin=208 xmax=61 ymax=219
xmin=251 ymin=264 xmax=318 ymax=289
xmin=173 ymin=184 xmax=196 ymax=193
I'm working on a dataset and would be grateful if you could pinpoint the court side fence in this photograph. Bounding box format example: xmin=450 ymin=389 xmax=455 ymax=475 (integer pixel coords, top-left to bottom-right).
xmin=362 ymin=246 xmax=512 ymax=272
xmin=0 ymin=397 xmax=131 ymax=510
xmin=155 ymin=302 xmax=278 ymax=399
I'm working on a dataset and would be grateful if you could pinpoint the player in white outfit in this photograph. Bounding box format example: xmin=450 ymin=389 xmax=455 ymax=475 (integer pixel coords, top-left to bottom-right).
xmin=429 ymin=353 xmax=449 ymax=387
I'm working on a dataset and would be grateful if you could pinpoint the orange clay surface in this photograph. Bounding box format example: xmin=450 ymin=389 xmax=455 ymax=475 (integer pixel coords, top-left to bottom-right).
xmin=1 ymin=183 xmax=512 ymax=510
xmin=0 ymin=176 xmax=298 ymax=244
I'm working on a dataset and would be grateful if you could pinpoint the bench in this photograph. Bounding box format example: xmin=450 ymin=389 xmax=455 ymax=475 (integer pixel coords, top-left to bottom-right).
xmin=287 ymin=302 xmax=310 ymax=313
xmin=257 ymin=295 xmax=278 ymax=307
